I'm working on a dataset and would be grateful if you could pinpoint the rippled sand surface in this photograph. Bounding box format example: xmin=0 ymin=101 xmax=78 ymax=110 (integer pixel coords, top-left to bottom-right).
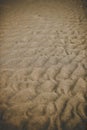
xmin=0 ymin=0 xmax=87 ymax=130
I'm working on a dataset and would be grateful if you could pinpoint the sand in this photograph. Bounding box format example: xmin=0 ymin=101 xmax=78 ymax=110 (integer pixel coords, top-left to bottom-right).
xmin=0 ymin=0 xmax=87 ymax=130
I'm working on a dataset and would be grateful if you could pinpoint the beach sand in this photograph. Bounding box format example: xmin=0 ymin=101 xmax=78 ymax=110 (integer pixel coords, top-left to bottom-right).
xmin=0 ymin=0 xmax=87 ymax=130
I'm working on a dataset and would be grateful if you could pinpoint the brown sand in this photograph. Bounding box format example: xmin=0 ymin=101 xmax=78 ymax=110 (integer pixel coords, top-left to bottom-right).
xmin=0 ymin=0 xmax=87 ymax=130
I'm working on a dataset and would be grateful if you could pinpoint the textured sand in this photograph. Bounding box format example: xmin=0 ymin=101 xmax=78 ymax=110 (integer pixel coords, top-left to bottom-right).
xmin=0 ymin=0 xmax=87 ymax=130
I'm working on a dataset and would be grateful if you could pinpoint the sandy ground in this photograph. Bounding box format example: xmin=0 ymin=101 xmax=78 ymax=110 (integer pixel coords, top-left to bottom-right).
xmin=0 ymin=0 xmax=87 ymax=130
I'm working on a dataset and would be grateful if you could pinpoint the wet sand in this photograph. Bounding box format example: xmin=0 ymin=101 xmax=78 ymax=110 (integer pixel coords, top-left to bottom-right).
xmin=0 ymin=0 xmax=87 ymax=130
